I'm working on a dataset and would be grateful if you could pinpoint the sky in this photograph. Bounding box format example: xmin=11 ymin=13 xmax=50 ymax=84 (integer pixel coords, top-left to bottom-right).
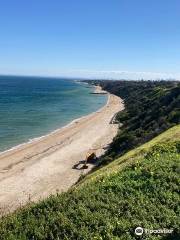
xmin=0 ymin=0 xmax=180 ymax=80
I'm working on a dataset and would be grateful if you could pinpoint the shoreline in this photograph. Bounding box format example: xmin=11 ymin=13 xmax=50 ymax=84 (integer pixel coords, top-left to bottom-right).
xmin=0 ymin=86 xmax=124 ymax=216
xmin=0 ymin=85 xmax=107 ymax=157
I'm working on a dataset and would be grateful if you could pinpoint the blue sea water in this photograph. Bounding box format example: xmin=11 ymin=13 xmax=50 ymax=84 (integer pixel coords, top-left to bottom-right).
xmin=0 ymin=76 xmax=107 ymax=152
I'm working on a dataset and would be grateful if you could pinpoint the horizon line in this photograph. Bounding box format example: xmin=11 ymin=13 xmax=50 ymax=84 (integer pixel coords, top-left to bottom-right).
xmin=0 ymin=71 xmax=179 ymax=81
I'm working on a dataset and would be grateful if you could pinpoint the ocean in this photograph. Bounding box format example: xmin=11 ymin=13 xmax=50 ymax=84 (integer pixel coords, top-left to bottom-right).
xmin=0 ymin=76 xmax=107 ymax=152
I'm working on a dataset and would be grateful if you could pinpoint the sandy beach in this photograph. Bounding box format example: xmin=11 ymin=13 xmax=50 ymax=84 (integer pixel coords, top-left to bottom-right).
xmin=0 ymin=87 xmax=124 ymax=216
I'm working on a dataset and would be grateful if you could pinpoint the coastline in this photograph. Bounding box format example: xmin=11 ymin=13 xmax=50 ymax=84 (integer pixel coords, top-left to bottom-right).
xmin=0 ymin=85 xmax=108 ymax=160
xmin=0 ymin=86 xmax=124 ymax=216
xmin=0 ymin=84 xmax=107 ymax=156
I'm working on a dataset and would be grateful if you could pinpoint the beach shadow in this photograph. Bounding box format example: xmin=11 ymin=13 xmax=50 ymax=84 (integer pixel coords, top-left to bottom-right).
xmin=103 ymin=143 xmax=111 ymax=150
xmin=72 ymin=160 xmax=86 ymax=170
xmin=72 ymin=158 xmax=98 ymax=170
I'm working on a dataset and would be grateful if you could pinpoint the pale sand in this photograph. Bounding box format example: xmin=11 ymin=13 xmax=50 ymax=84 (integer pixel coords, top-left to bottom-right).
xmin=0 ymin=88 xmax=124 ymax=215
xmin=92 ymin=85 xmax=107 ymax=94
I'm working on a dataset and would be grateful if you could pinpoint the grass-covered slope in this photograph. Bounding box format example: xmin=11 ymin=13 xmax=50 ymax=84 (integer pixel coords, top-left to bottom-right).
xmin=87 ymin=80 xmax=180 ymax=162
xmin=0 ymin=125 xmax=179 ymax=240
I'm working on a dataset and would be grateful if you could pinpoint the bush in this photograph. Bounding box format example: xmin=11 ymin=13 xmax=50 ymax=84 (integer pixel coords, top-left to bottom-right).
xmin=92 ymin=80 xmax=180 ymax=163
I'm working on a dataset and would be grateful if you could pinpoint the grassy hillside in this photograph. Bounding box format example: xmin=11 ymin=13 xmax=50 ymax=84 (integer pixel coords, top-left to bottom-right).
xmin=87 ymin=80 xmax=180 ymax=164
xmin=0 ymin=125 xmax=179 ymax=240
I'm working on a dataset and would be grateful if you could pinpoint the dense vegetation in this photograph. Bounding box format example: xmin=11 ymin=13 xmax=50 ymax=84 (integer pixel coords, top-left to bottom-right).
xmin=0 ymin=80 xmax=179 ymax=239
xmin=88 ymin=80 xmax=180 ymax=163
xmin=0 ymin=126 xmax=179 ymax=240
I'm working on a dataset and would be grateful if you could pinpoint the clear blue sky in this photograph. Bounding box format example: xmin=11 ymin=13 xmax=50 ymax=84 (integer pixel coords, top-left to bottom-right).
xmin=0 ymin=0 xmax=180 ymax=79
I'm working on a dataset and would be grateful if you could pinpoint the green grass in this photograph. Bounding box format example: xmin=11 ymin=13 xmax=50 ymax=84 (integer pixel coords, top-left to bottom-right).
xmin=80 ymin=125 xmax=180 ymax=184
xmin=0 ymin=126 xmax=180 ymax=240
